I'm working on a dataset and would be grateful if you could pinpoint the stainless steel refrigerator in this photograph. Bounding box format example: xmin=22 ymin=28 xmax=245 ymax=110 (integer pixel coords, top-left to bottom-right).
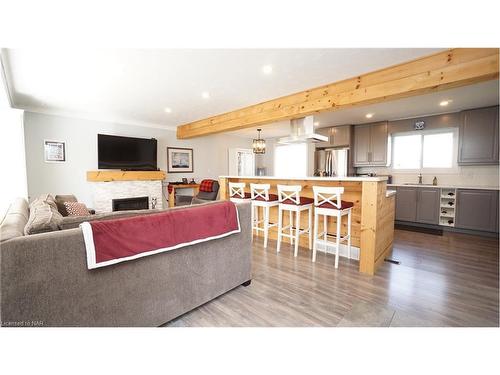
xmin=314 ymin=148 xmax=350 ymax=177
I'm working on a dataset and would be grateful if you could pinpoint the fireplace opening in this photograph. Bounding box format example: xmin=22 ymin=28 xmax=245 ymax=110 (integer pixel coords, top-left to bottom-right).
xmin=112 ymin=196 xmax=149 ymax=212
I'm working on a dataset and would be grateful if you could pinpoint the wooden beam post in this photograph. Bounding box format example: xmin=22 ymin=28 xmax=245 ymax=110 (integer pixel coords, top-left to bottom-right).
xmin=177 ymin=48 xmax=499 ymax=139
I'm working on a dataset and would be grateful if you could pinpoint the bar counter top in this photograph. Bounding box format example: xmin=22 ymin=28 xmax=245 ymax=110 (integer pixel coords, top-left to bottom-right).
xmin=220 ymin=175 xmax=388 ymax=182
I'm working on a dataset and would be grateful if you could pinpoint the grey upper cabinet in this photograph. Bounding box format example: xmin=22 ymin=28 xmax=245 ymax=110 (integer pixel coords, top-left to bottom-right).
xmin=316 ymin=125 xmax=352 ymax=148
xmin=455 ymin=189 xmax=499 ymax=232
xmin=416 ymin=188 xmax=440 ymax=225
xmin=395 ymin=187 xmax=418 ymax=222
xmin=353 ymin=125 xmax=371 ymax=165
xmin=330 ymin=125 xmax=351 ymax=147
xmin=370 ymin=122 xmax=389 ymax=165
xmin=353 ymin=121 xmax=388 ymax=167
xmin=458 ymin=106 xmax=499 ymax=165
xmin=314 ymin=127 xmax=332 ymax=148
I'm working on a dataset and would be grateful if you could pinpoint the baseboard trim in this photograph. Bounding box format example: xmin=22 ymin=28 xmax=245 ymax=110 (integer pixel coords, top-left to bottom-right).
xmin=395 ymin=220 xmax=499 ymax=238
xmin=314 ymin=240 xmax=360 ymax=260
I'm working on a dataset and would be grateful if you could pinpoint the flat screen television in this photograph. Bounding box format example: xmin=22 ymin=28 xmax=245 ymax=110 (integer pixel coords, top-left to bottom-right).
xmin=98 ymin=134 xmax=158 ymax=171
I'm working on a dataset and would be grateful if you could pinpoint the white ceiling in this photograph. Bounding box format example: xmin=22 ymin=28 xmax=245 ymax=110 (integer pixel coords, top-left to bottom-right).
xmin=1 ymin=48 xmax=444 ymax=129
xmin=230 ymin=80 xmax=500 ymax=138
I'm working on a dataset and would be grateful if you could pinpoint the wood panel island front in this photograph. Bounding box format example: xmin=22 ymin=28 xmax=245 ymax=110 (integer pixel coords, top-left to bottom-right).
xmin=219 ymin=176 xmax=396 ymax=275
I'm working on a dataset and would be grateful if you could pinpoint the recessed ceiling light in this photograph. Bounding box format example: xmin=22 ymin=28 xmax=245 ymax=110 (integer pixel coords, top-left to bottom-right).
xmin=313 ymin=121 xmax=319 ymax=126
xmin=164 ymin=107 xmax=172 ymax=113
xmin=440 ymin=100 xmax=452 ymax=106
xmin=202 ymin=91 xmax=210 ymax=99
xmin=262 ymin=65 xmax=273 ymax=74
xmin=365 ymin=113 xmax=374 ymax=119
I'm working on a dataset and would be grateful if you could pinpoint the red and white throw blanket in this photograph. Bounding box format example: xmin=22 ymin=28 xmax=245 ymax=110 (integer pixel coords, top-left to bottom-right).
xmin=80 ymin=201 xmax=240 ymax=269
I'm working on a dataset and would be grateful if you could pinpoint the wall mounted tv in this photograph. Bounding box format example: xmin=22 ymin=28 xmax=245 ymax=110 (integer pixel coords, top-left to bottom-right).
xmin=98 ymin=134 xmax=158 ymax=171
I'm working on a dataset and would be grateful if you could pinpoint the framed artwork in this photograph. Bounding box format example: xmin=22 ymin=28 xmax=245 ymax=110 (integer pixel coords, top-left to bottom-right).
xmin=44 ymin=140 xmax=66 ymax=162
xmin=167 ymin=147 xmax=193 ymax=173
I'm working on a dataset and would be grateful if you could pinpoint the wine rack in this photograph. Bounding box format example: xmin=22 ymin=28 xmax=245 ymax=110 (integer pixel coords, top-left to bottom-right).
xmin=439 ymin=188 xmax=456 ymax=227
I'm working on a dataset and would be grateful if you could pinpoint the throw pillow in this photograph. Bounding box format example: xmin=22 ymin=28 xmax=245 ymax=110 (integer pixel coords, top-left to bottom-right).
xmin=55 ymin=194 xmax=78 ymax=216
xmin=24 ymin=199 xmax=63 ymax=235
xmin=64 ymin=202 xmax=90 ymax=216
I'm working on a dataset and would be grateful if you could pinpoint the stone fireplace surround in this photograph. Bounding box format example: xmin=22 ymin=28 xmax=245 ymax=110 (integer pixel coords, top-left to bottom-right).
xmin=90 ymin=180 xmax=163 ymax=213
xmin=86 ymin=171 xmax=166 ymax=213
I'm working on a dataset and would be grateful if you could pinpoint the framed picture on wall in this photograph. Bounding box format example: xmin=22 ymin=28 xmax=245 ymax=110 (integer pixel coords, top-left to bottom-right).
xmin=167 ymin=147 xmax=193 ymax=173
xmin=44 ymin=140 xmax=66 ymax=162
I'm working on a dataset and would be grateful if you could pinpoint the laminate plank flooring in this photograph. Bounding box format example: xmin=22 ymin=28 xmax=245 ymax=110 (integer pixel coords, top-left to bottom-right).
xmin=165 ymin=229 xmax=499 ymax=327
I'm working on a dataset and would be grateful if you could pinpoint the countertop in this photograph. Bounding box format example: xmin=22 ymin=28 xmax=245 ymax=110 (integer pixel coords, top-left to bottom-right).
xmin=220 ymin=175 xmax=388 ymax=182
xmin=386 ymin=190 xmax=397 ymax=197
xmin=387 ymin=183 xmax=500 ymax=190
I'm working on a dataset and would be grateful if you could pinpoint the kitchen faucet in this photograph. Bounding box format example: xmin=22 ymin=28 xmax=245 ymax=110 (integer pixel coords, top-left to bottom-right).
xmin=418 ymin=173 xmax=422 ymax=184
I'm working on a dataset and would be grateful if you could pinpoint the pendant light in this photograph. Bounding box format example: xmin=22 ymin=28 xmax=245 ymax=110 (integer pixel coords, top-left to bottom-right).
xmin=252 ymin=128 xmax=266 ymax=154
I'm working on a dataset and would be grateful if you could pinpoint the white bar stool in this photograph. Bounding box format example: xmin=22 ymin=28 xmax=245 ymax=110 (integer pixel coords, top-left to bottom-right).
xmin=229 ymin=182 xmax=251 ymax=203
xmin=276 ymin=185 xmax=313 ymax=257
xmin=312 ymin=186 xmax=353 ymax=268
xmin=250 ymin=183 xmax=279 ymax=248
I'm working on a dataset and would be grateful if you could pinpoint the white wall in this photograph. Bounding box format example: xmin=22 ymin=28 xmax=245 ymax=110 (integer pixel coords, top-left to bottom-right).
xmin=0 ymin=108 xmax=28 ymax=217
xmin=23 ymin=112 xmax=252 ymax=207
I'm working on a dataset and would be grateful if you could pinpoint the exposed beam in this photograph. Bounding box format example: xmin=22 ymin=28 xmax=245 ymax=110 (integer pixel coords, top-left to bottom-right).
xmin=176 ymin=48 xmax=499 ymax=139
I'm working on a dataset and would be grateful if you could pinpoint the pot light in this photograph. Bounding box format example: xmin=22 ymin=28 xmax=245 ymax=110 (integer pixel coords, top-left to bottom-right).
xmin=262 ymin=64 xmax=273 ymax=74
xmin=440 ymin=100 xmax=452 ymax=106
xmin=366 ymin=113 xmax=374 ymax=119
xmin=164 ymin=107 xmax=172 ymax=113
xmin=201 ymin=91 xmax=210 ymax=99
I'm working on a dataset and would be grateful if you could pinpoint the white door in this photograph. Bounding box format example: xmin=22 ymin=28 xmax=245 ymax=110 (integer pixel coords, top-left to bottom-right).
xmin=228 ymin=148 xmax=255 ymax=176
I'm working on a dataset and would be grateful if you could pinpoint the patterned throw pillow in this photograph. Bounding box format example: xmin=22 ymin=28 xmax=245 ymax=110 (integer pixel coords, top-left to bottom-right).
xmin=64 ymin=202 xmax=90 ymax=217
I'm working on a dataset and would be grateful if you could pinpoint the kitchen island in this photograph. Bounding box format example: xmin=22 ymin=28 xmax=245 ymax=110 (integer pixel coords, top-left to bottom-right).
xmin=219 ymin=176 xmax=396 ymax=275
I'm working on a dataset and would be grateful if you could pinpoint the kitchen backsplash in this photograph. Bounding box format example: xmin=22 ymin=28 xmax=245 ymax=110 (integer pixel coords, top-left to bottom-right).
xmin=357 ymin=165 xmax=499 ymax=187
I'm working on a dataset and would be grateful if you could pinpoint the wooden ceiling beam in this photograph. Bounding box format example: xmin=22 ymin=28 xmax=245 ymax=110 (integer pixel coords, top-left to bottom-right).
xmin=176 ymin=48 xmax=499 ymax=139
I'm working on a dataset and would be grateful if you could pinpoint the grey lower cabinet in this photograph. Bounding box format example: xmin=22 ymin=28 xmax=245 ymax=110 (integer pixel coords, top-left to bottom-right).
xmin=395 ymin=186 xmax=439 ymax=225
xmin=458 ymin=106 xmax=499 ymax=165
xmin=455 ymin=189 xmax=499 ymax=232
xmin=415 ymin=187 xmax=440 ymax=225
xmin=353 ymin=121 xmax=388 ymax=167
xmin=395 ymin=187 xmax=418 ymax=222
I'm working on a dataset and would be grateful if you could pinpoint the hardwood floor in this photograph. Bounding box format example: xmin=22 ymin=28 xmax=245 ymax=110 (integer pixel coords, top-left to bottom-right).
xmin=165 ymin=229 xmax=499 ymax=327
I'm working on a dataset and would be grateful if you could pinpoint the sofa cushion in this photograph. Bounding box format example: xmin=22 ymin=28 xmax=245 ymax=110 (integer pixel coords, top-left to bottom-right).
xmin=24 ymin=198 xmax=63 ymax=235
xmin=64 ymin=201 xmax=90 ymax=216
xmin=55 ymin=194 xmax=78 ymax=216
xmin=0 ymin=198 xmax=30 ymax=242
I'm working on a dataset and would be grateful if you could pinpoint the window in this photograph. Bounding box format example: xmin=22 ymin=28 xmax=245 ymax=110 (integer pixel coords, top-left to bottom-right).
xmin=392 ymin=129 xmax=455 ymax=170
xmin=393 ymin=134 xmax=421 ymax=169
xmin=274 ymin=143 xmax=307 ymax=177
xmin=422 ymin=132 xmax=454 ymax=168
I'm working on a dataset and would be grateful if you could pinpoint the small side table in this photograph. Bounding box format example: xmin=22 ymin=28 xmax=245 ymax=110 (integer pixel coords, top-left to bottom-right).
xmin=168 ymin=184 xmax=200 ymax=207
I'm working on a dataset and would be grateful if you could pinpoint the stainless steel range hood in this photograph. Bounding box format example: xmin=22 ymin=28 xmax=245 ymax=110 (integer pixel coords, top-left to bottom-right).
xmin=277 ymin=116 xmax=328 ymax=144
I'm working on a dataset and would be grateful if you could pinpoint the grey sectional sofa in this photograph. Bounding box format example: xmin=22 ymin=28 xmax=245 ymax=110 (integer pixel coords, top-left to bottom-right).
xmin=0 ymin=199 xmax=252 ymax=327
